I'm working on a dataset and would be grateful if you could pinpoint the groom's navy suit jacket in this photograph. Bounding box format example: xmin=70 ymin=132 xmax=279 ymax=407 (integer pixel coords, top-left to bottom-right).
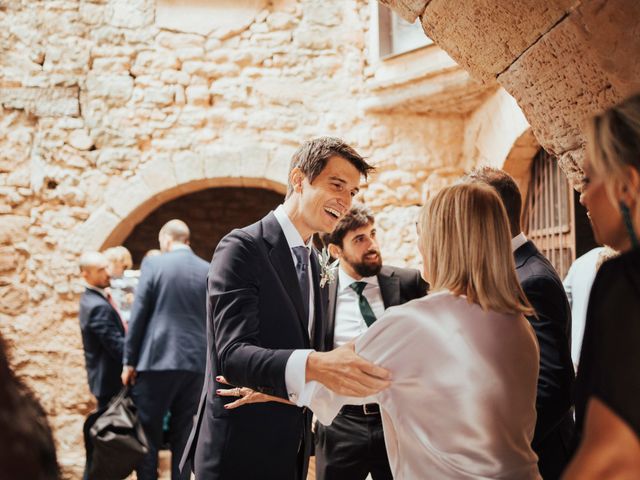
xmin=182 ymin=212 xmax=326 ymax=480
xmin=79 ymin=288 xmax=124 ymax=400
xmin=515 ymin=240 xmax=575 ymax=479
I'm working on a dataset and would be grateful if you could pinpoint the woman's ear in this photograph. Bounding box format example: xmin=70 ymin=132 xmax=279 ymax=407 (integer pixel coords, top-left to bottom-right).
xmin=616 ymin=165 xmax=640 ymax=206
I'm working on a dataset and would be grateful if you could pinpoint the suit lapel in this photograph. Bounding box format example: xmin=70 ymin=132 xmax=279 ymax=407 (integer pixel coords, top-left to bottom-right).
xmin=310 ymin=250 xmax=326 ymax=350
xmin=325 ymin=277 xmax=338 ymax=351
xmin=377 ymin=268 xmax=400 ymax=309
xmin=262 ymin=213 xmax=309 ymax=339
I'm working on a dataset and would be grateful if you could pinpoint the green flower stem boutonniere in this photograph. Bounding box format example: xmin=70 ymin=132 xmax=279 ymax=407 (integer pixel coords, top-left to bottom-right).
xmin=319 ymin=247 xmax=339 ymax=288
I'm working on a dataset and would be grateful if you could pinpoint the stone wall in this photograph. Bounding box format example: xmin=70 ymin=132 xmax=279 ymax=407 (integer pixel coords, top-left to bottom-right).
xmin=0 ymin=0 xmax=529 ymax=476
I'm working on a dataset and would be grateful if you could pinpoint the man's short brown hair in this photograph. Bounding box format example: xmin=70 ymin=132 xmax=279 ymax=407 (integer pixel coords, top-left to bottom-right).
xmin=463 ymin=167 xmax=522 ymax=237
xmin=287 ymin=137 xmax=374 ymax=196
xmin=321 ymin=203 xmax=375 ymax=248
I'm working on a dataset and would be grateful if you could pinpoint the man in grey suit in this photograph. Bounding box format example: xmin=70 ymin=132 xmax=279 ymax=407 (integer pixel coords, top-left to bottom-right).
xmin=122 ymin=220 xmax=209 ymax=480
xmin=317 ymin=205 xmax=428 ymax=480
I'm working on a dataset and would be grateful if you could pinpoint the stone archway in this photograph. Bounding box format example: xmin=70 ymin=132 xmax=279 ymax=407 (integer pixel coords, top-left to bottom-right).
xmin=70 ymin=143 xmax=289 ymax=253
xmin=122 ymin=186 xmax=284 ymax=265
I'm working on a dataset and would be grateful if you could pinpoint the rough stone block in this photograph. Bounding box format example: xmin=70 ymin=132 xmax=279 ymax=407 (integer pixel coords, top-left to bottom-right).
xmin=498 ymin=0 xmax=640 ymax=154
xmin=185 ymin=85 xmax=210 ymax=106
xmin=0 ymin=215 xmax=30 ymax=245
xmin=139 ymin=156 xmax=177 ymax=195
xmin=379 ymin=0 xmax=430 ymax=23
xmin=105 ymin=0 xmax=154 ymax=29
xmin=0 ymin=283 xmax=28 ymax=315
xmin=67 ymin=129 xmax=94 ymax=151
xmin=0 ymin=246 xmax=20 ymax=273
xmin=420 ymin=0 xmax=576 ymax=80
xmin=70 ymin=206 xmax=121 ymax=252
xmin=85 ymin=74 xmax=134 ymax=106
xmin=0 ymin=87 xmax=80 ymax=117
xmin=105 ymin=175 xmax=152 ymax=219
xmin=173 ymin=151 xmax=204 ymax=185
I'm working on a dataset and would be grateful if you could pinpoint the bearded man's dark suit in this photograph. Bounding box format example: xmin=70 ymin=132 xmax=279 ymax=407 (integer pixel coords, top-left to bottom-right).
xmin=79 ymin=288 xmax=125 ymax=409
xmin=181 ymin=212 xmax=326 ymax=480
xmin=322 ymin=265 xmax=428 ymax=351
xmin=515 ymin=240 xmax=575 ymax=480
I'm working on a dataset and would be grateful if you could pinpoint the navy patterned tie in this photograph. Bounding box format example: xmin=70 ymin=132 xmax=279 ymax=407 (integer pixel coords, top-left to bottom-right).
xmin=292 ymin=246 xmax=310 ymax=324
xmin=350 ymin=281 xmax=377 ymax=327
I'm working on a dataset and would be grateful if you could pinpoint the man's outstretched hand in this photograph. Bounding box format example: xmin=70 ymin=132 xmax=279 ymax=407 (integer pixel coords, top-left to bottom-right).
xmin=305 ymin=342 xmax=391 ymax=397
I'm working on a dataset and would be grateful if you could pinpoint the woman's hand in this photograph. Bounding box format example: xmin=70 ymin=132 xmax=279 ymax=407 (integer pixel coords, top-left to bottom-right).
xmin=215 ymin=376 xmax=294 ymax=409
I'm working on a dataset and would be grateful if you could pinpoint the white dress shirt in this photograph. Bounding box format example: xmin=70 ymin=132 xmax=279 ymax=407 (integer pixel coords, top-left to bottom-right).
xmin=563 ymin=246 xmax=605 ymax=368
xmin=302 ymin=291 xmax=541 ymax=479
xmin=333 ymin=267 xmax=385 ymax=348
xmin=273 ymin=205 xmax=315 ymax=403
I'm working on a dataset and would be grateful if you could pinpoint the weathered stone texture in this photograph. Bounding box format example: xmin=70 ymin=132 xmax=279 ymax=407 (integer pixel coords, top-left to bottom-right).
xmin=420 ymin=0 xmax=577 ymax=81
xmin=499 ymin=0 xmax=640 ymax=156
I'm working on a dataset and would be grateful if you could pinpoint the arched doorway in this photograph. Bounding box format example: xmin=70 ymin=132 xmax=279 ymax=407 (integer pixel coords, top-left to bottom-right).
xmin=122 ymin=186 xmax=284 ymax=265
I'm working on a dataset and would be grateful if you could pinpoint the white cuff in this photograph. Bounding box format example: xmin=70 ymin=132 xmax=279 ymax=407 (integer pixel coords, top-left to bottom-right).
xmin=284 ymin=349 xmax=313 ymax=404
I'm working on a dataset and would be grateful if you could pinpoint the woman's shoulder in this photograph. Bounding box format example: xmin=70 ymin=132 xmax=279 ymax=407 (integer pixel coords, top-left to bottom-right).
xmin=591 ymin=247 xmax=640 ymax=306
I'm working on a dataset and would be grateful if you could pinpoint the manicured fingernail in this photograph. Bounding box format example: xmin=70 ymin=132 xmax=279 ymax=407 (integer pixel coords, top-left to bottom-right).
xmin=224 ymin=405 xmax=229 ymax=409
xmin=216 ymin=390 xmax=221 ymax=394
xmin=215 ymin=376 xmax=222 ymax=380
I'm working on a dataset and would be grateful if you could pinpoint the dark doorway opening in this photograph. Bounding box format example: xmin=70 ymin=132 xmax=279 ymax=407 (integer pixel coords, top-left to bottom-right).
xmin=123 ymin=186 xmax=284 ymax=266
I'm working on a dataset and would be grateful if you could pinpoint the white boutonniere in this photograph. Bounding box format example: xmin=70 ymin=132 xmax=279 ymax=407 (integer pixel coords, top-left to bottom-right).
xmin=319 ymin=247 xmax=339 ymax=288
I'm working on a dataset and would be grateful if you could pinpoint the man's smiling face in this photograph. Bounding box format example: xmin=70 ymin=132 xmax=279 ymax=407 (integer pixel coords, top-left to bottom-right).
xmin=297 ymin=155 xmax=361 ymax=235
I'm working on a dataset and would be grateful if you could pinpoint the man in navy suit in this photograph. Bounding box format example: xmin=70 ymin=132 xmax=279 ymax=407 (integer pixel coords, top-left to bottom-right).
xmin=466 ymin=167 xmax=575 ymax=480
xmin=181 ymin=137 xmax=392 ymax=480
xmin=78 ymin=251 xmax=125 ymax=410
xmin=123 ymin=220 xmax=209 ymax=480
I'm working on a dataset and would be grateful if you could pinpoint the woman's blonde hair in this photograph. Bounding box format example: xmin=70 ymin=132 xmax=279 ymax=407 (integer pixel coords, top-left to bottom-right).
xmin=103 ymin=246 xmax=133 ymax=271
xmin=586 ymin=93 xmax=640 ymax=227
xmin=419 ymin=183 xmax=533 ymax=316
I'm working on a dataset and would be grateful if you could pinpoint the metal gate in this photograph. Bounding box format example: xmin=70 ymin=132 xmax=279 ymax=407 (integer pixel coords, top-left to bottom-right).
xmin=522 ymin=149 xmax=575 ymax=279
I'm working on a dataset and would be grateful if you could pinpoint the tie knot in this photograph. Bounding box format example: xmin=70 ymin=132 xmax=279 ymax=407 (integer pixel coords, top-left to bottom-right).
xmin=350 ymin=281 xmax=367 ymax=295
xmin=292 ymin=246 xmax=309 ymax=270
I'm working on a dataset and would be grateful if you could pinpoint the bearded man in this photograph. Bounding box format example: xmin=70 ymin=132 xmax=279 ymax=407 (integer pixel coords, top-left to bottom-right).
xmin=317 ymin=204 xmax=428 ymax=480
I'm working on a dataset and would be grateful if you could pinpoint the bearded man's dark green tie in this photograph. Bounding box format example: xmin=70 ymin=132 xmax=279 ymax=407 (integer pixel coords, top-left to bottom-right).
xmin=350 ymin=281 xmax=377 ymax=327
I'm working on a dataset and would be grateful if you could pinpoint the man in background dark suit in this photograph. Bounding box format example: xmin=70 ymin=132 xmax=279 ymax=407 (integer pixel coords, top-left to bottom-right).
xmin=78 ymin=251 xmax=125 ymax=410
xmin=122 ymin=220 xmax=209 ymax=480
xmin=316 ymin=204 xmax=428 ymax=480
xmin=181 ymin=137 xmax=392 ymax=480
xmin=466 ymin=167 xmax=575 ymax=479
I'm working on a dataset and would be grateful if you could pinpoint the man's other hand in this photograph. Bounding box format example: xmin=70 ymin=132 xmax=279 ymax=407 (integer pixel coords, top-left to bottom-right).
xmin=305 ymin=342 xmax=391 ymax=397
xmin=121 ymin=366 xmax=136 ymax=386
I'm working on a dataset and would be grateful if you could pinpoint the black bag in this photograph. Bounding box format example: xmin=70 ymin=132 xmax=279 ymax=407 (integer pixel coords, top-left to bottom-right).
xmin=87 ymin=387 xmax=149 ymax=479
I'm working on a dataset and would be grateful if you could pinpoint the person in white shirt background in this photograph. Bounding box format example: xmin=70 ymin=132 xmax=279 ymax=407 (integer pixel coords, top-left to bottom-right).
xmin=563 ymin=246 xmax=618 ymax=369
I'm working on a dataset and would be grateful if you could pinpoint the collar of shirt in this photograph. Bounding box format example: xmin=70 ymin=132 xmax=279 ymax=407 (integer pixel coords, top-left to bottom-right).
xmin=511 ymin=232 xmax=528 ymax=252
xmin=273 ymin=205 xmax=312 ymax=250
xmin=170 ymin=244 xmax=191 ymax=252
xmin=338 ymin=265 xmax=380 ymax=292
xmin=85 ymin=284 xmax=108 ymax=298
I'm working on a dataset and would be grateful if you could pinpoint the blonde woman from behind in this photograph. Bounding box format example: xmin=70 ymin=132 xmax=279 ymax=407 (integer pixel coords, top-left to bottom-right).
xmin=302 ymin=183 xmax=541 ymax=479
